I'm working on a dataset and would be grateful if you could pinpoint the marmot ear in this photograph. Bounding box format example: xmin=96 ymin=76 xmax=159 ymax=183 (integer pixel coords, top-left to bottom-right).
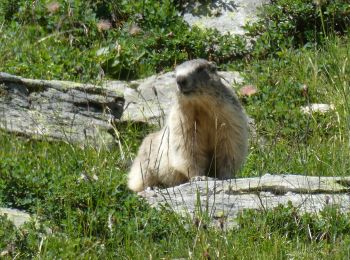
xmin=208 ymin=61 xmax=217 ymax=72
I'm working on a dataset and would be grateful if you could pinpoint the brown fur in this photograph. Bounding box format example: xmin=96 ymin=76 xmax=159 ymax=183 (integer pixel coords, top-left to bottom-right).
xmin=128 ymin=59 xmax=248 ymax=192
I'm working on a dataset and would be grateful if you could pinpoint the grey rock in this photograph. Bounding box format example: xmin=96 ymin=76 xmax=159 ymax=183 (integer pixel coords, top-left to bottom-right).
xmin=182 ymin=0 xmax=270 ymax=35
xmin=0 ymin=208 xmax=31 ymax=228
xmin=0 ymin=72 xmax=125 ymax=147
xmin=119 ymin=72 xmax=176 ymax=126
xmin=139 ymin=174 xmax=350 ymax=229
xmin=301 ymin=103 xmax=335 ymax=114
xmin=0 ymin=70 xmax=243 ymax=145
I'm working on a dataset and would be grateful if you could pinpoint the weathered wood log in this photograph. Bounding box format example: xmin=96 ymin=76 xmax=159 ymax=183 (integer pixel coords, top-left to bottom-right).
xmin=139 ymin=174 xmax=350 ymax=229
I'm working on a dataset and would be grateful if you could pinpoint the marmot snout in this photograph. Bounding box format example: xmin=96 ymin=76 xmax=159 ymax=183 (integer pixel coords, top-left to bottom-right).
xmin=128 ymin=59 xmax=248 ymax=192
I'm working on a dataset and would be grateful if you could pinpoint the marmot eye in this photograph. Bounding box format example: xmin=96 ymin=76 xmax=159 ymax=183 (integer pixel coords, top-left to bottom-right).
xmin=177 ymin=78 xmax=188 ymax=88
xmin=196 ymin=67 xmax=205 ymax=73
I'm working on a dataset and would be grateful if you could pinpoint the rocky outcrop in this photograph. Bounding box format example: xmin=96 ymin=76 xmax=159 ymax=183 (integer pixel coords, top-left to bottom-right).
xmin=182 ymin=0 xmax=270 ymax=35
xmin=0 ymin=71 xmax=243 ymax=146
xmin=139 ymin=174 xmax=350 ymax=229
xmin=0 ymin=72 xmax=125 ymax=146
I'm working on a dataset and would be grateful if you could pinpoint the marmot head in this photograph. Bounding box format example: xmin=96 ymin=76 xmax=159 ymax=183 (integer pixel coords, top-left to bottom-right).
xmin=175 ymin=59 xmax=219 ymax=96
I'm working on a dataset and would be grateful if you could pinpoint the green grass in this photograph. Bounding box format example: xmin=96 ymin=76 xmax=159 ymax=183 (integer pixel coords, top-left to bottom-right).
xmin=1 ymin=37 xmax=350 ymax=257
xmin=1 ymin=0 xmax=350 ymax=258
xmin=240 ymin=36 xmax=350 ymax=178
xmin=0 ymin=0 xmax=247 ymax=81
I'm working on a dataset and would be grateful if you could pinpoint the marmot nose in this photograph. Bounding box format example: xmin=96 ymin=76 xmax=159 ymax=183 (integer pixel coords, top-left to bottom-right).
xmin=176 ymin=77 xmax=188 ymax=90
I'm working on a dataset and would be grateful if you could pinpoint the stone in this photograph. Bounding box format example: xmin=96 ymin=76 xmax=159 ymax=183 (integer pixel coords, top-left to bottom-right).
xmin=0 ymin=70 xmax=243 ymax=145
xmin=182 ymin=0 xmax=270 ymax=35
xmin=0 ymin=207 xmax=31 ymax=228
xmin=0 ymin=72 xmax=125 ymax=147
xmin=139 ymin=174 xmax=350 ymax=229
xmin=301 ymin=103 xmax=335 ymax=114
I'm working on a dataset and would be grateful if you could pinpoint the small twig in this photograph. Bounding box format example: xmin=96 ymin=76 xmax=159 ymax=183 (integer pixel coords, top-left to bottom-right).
xmin=256 ymin=191 xmax=267 ymax=213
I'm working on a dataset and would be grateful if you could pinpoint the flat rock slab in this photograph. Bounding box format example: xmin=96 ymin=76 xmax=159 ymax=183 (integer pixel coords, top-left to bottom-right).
xmin=0 ymin=208 xmax=31 ymax=228
xmin=139 ymin=174 xmax=350 ymax=229
xmin=183 ymin=0 xmax=269 ymax=35
xmin=0 ymin=71 xmax=243 ymax=145
xmin=0 ymin=72 xmax=126 ymax=146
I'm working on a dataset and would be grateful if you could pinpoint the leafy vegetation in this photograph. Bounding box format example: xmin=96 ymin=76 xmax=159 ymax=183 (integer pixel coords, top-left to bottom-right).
xmin=245 ymin=0 xmax=350 ymax=57
xmin=1 ymin=0 xmax=350 ymax=258
xmin=1 ymin=0 xmax=348 ymax=80
xmin=0 ymin=0 xmax=246 ymax=80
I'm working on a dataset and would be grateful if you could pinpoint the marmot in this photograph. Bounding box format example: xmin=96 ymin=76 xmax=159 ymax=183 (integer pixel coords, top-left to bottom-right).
xmin=128 ymin=59 xmax=248 ymax=192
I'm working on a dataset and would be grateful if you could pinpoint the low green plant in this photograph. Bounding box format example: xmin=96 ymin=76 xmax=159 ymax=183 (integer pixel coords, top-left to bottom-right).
xmin=0 ymin=0 xmax=19 ymax=22
xmin=238 ymin=35 xmax=350 ymax=177
xmin=0 ymin=0 xmax=248 ymax=81
xmin=238 ymin=202 xmax=350 ymax=243
xmin=0 ymin=131 xmax=192 ymax=258
xmin=245 ymin=0 xmax=350 ymax=57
